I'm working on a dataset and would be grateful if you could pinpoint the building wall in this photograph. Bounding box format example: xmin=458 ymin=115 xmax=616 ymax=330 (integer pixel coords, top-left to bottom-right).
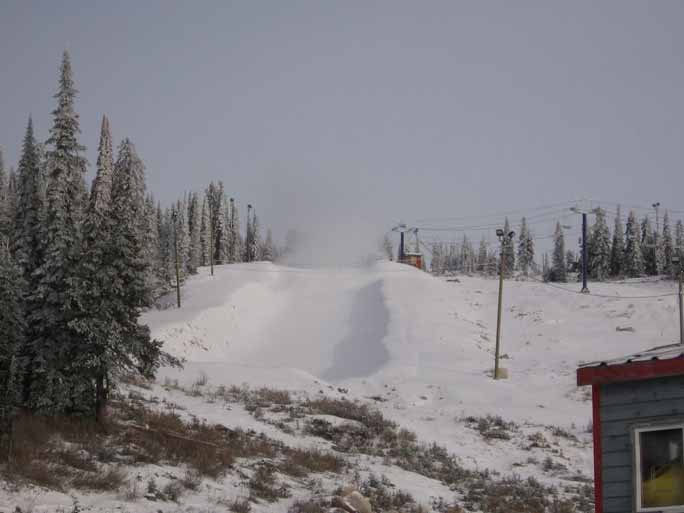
xmin=600 ymin=375 xmax=684 ymax=513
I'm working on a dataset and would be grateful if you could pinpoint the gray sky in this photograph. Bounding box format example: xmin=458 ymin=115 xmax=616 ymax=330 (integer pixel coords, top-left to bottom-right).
xmin=2 ymin=1 xmax=684 ymax=258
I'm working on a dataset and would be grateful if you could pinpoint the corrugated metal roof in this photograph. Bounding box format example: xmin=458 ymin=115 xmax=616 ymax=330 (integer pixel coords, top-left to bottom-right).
xmin=579 ymin=343 xmax=684 ymax=369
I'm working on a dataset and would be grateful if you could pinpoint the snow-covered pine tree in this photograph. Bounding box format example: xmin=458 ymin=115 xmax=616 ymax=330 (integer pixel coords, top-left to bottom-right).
xmin=110 ymin=140 xmax=177 ymax=385
xmin=28 ymin=52 xmax=90 ymax=414
xmin=261 ymin=229 xmax=274 ymax=261
xmin=610 ymin=206 xmax=624 ymax=277
xmin=550 ymin=222 xmax=566 ymax=282
xmin=221 ymin=195 xmax=232 ymax=264
xmin=160 ymin=207 xmax=175 ymax=288
xmin=486 ymin=249 xmax=498 ymax=277
xmin=588 ymin=208 xmax=611 ymax=281
xmin=503 ymin=217 xmax=515 ymax=276
xmin=641 ymin=216 xmax=656 ymax=275
xmin=242 ymin=205 xmax=253 ymax=262
xmin=229 ymin=198 xmax=242 ymax=263
xmin=70 ymin=115 xmax=116 ymax=419
xmin=14 ymin=118 xmax=45 ymax=277
xmin=199 ymin=197 xmax=210 ymax=267
xmin=187 ymin=192 xmax=200 ymax=274
xmin=460 ymin=235 xmax=472 ymax=273
xmin=477 ymin=237 xmax=488 ymax=274
xmin=566 ymin=250 xmax=576 ymax=272
xmin=5 ymin=168 xmax=17 ymax=245
xmin=206 ymin=182 xmax=226 ymax=264
xmin=214 ymin=191 xmax=226 ymax=265
xmin=0 ymin=238 xmax=25 ymax=423
xmin=0 ymin=147 xmax=8 ymax=241
xmin=623 ymin=210 xmax=644 ymax=278
xmin=431 ymin=243 xmax=442 ymax=274
xmin=250 ymin=214 xmax=261 ymax=262
xmin=142 ymin=194 xmax=163 ymax=299
xmin=662 ymin=210 xmax=673 ymax=276
xmin=676 ymin=220 xmax=684 ymax=263
xmin=517 ymin=217 xmax=530 ymax=276
xmin=174 ymin=198 xmax=190 ymax=278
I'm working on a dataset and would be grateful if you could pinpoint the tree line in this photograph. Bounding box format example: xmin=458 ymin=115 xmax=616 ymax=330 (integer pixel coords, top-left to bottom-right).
xmin=546 ymin=206 xmax=681 ymax=282
xmin=0 ymin=52 xmax=275 ymax=424
xmin=428 ymin=207 xmax=682 ymax=282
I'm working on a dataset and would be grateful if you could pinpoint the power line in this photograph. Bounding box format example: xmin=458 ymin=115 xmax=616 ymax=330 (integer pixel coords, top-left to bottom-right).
xmin=414 ymin=201 xmax=574 ymax=224
xmin=526 ymin=275 xmax=677 ymax=300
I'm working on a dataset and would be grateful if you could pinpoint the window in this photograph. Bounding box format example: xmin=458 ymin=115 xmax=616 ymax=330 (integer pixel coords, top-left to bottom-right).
xmin=635 ymin=424 xmax=684 ymax=512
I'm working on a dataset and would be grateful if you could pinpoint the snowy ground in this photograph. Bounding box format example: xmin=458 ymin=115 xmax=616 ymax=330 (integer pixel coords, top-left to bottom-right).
xmin=4 ymin=261 xmax=679 ymax=511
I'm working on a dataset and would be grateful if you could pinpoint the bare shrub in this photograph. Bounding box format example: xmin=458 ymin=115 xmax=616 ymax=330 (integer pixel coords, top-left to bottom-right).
xmin=288 ymin=499 xmax=327 ymax=513
xmin=229 ymin=497 xmax=252 ymax=512
xmin=279 ymin=448 xmax=345 ymax=477
xmin=70 ymin=466 xmax=126 ymax=491
xmin=248 ymin=463 xmax=290 ymax=502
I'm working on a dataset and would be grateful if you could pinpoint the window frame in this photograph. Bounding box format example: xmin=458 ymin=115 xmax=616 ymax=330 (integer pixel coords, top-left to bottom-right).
xmin=633 ymin=422 xmax=684 ymax=513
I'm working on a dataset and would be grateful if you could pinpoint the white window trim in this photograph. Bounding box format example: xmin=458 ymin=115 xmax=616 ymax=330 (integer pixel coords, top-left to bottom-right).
xmin=634 ymin=423 xmax=684 ymax=513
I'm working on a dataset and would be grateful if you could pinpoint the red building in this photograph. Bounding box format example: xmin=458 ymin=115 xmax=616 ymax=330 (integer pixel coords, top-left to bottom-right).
xmin=577 ymin=343 xmax=684 ymax=513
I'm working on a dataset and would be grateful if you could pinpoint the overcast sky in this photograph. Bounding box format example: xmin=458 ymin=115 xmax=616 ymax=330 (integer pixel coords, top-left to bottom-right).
xmin=2 ymin=1 xmax=683 ymax=257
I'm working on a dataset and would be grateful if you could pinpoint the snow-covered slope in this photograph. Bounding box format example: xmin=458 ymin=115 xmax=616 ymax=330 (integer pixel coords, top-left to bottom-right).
xmin=145 ymin=261 xmax=679 ymax=481
xmin=10 ymin=262 xmax=676 ymax=511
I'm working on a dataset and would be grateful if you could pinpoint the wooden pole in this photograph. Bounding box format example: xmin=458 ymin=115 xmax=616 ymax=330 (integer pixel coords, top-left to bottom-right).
xmin=494 ymin=237 xmax=505 ymax=379
xmin=679 ymin=270 xmax=683 ymax=346
xmin=173 ymin=212 xmax=181 ymax=308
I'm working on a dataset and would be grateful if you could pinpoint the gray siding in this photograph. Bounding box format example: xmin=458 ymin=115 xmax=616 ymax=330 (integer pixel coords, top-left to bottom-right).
xmin=600 ymin=375 xmax=684 ymax=513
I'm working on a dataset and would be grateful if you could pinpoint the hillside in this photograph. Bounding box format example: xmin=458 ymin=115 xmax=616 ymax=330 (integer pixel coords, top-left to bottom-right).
xmin=4 ymin=261 xmax=679 ymax=512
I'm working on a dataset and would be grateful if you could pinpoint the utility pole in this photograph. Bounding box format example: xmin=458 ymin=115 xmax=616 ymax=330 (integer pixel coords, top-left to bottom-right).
xmin=209 ymin=212 xmax=214 ymax=276
xmin=494 ymin=228 xmax=515 ymax=380
xmin=172 ymin=210 xmax=181 ymax=308
xmin=570 ymin=202 xmax=599 ymax=294
xmin=674 ymin=255 xmax=683 ymax=345
xmin=246 ymin=204 xmax=252 ymax=262
xmin=653 ymin=202 xmax=661 ymax=274
xmin=229 ymin=197 xmax=235 ymax=263
xmin=392 ymin=223 xmax=408 ymax=263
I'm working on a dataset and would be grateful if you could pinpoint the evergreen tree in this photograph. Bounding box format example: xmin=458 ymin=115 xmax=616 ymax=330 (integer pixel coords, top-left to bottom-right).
xmin=109 ymin=140 xmax=176 ymax=389
xmin=662 ymin=211 xmax=673 ymax=276
xmin=206 ymin=182 xmax=226 ymax=264
xmin=5 ymin=168 xmax=17 ymax=245
xmin=142 ymin=195 xmax=162 ymax=298
xmin=623 ymin=210 xmax=644 ymax=277
xmin=566 ymin=250 xmax=576 ymax=272
xmin=174 ymin=198 xmax=190 ymax=277
xmin=159 ymin=207 xmax=175 ymax=287
xmin=28 ymin=52 xmax=89 ymax=413
xmin=517 ymin=217 xmax=531 ymax=276
xmin=187 ymin=192 xmax=200 ymax=273
xmin=71 ymin=115 xmax=115 ymax=419
xmin=676 ymin=220 xmax=684 ymax=261
xmin=0 ymin=239 xmax=25 ymax=421
xmin=588 ymin=208 xmax=611 ymax=281
xmin=261 ymin=229 xmax=274 ymax=261
xmin=641 ymin=216 xmax=656 ymax=275
xmin=199 ymin=197 xmax=210 ymax=267
xmin=486 ymin=249 xmax=498 ymax=277
xmin=503 ymin=217 xmax=515 ymax=276
xmin=550 ymin=222 xmax=566 ymax=282
xmin=14 ymin=118 xmax=45 ymax=276
xmin=610 ymin=206 xmax=624 ymax=277
xmin=477 ymin=237 xmax=488 ymax=273
xmin=0 ymin=147 xmax=8 ymax=240
xmin=230 ymin=200 xmax=243 ymax=263
xmin=250 ymin=214 xmax=261 ymax=262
